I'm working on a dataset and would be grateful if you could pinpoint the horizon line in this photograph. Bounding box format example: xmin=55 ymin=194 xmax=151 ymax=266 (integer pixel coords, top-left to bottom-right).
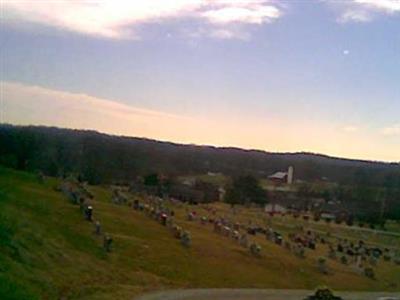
xmin=2 ymin=123 xmax=399 ymax=165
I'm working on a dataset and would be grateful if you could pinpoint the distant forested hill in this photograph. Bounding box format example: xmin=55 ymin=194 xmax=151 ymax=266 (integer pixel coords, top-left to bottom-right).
xmin=0 ymin=124 xmax=399 ymax=186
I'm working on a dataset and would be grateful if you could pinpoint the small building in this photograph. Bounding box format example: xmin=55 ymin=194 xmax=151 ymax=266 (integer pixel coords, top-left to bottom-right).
xmin=182 ymin=178 xmax=196 ymax=187
xmin=268 ymin=166 xmax=294 ymax=185
xmin=320 ymin=212 xmax=335 ymax=221
xmin=268 ymin=172 xmax=288 ymax=184
xmin=265 ymin=203 xmax=287 ymax=215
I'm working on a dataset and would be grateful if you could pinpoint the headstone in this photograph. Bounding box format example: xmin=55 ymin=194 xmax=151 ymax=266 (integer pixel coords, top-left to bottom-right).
xmin=317 ymin=257 xmax=328 ymax=274
xmin=181 ymin=231 xmax=191 ymax=247
xmin=160 ymin=213 xmax=168 ymax=226
xmin=103 ymin=234 xmax=113 ymax=252
xmin=369 ymin=256 xmax=378 ymax=266
xmin=94 ymin=221 xmax=101 ymax=235
xmin=240 ymin=234 xmax=249 ymax=248
xmin=85 ymin=205 xmax=93 ymax=221
xmin=250 ymin=243 xmax=261 ymax=256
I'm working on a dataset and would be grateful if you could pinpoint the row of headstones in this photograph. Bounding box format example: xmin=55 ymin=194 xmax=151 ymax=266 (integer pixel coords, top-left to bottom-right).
xmin=60 ymin=181 xmax=113 ymax=252
xmin=288 ymin=227 xmax=400 ymax=280
xmin=288 ymin=230 xmax=322 ymax=249
xmin=222 ymin=220 xmax=301 ymax=258
xmin=288 ymin=230 xmax=383 ymax=279
xmin=316 ymin=254 xmax=372 ymax=278
xmin=111 ymin=188 xmax=129 ymax=205
xmin=185 ymin=207 xmax=374 ymax=276
xmin=185 ymin=212 xmax=262 ymax=256
xmin=282 ymin=234 xmax=374 ymax=278
xmin=167 ymin=200 xmax=399 ymax=280
xmin=233 ymin=222 xmax=305 ymax=258
xmin=329 ymin=238 xmax=400 ymax=268
xmin=327 ymin=247 xmax=400 ymax=280
xmin=263 ymin=228 xmax=308 ymax=259
xmin=200 ymin=210 xmax=310 ymax=258
xmin=130 ymin=198 xmax=192 ymax=248
xmin=182 ymin=206 xmax=388 ymax=274
xmin=266 ymin=212 xmax=397 ymax=265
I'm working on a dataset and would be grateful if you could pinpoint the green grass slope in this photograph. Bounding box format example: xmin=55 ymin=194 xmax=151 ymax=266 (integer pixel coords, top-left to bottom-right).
xmin=0 ymin=167 xmax=399 ymax=300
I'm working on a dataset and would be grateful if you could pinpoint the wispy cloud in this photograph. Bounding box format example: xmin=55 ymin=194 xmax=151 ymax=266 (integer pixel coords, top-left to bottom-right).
xmin=183 ymin=26 xmax=250 ymax=40
xmin=382 ymin=124 xmax=400 ymax=136
xmin=354 ymin=0 xmax=400 ymax=13
xmin=342 ymin=125 xmax=359 ymax=133
xmin=330 ymin=0 xmax=400 ymax=23
xmin=339 ymin=9 xmax=373 ymax=23
xmin=0 ymin=80 xmax=282 ymax=148
xmin=202 ymin=3 xmax=280 ymax=24
xmin=1 ymin=81 xmax=194 ymax=139
xmin=209 ymin=28 xmax=240 ymax=39
xmin=2 ymin=0 xmax=282 ymax=40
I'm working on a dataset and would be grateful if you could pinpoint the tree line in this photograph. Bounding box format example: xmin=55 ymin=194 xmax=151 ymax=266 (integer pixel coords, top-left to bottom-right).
xmin=1 ymin=124 xmax=398 ymax=185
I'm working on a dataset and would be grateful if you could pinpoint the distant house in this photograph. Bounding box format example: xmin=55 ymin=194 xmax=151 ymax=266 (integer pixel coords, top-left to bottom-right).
xmin=182 ymin=178 xmax=196 ymax=187
xmin=268 ymin=172 xmax=288 ymax=184
xmin=268 ymin=166 xmax=294 ymax=185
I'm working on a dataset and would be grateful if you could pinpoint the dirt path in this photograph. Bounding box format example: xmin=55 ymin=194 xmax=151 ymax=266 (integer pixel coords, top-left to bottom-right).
xmin=135 ymin=289 xmax=400 ymax=300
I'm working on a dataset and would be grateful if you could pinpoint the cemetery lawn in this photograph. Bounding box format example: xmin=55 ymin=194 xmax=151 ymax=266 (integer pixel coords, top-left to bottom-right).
xmin=1 ymin=167 xmax=399 ymax=300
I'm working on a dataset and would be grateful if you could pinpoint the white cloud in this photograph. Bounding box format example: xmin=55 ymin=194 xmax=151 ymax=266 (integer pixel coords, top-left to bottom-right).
xmin=382 ymin=124 xmax=400 ymax=136
xmin=1 ymin=0 xmax=282 ymax=40
xmin=332 ymin=0 xmax=400 ymax=23
xmin=338 ymin=9 xmax=373 ymax=23
xmin=202 ymin=3 xmax=280 ymax=24
xmin=209 ymin=28 xmax=242 ymax=39
xmin=342 ymin=125 xmax=359 ymax=132
xmin=185 ymin=27 xmax=250 ymax=40
xmin=353 ymin=0 xmax=400 ymax=13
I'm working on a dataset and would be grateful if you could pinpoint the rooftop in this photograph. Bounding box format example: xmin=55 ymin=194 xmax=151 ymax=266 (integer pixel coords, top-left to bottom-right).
xmin=268 ymin=172 xmax=288 ymax=179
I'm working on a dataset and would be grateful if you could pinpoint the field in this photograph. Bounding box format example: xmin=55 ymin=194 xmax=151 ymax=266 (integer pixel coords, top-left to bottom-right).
xmin=1 ymin=167 xmax=399 ymax=300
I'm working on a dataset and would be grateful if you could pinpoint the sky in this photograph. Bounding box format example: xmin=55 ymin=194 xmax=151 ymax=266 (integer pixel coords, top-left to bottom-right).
xmin=0 ymin=0 xmax=399 ymax=162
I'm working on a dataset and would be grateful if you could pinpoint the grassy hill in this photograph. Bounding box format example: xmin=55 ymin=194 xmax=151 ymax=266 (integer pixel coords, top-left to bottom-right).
xmin=1 ymin=167 xmax=399 ymax=300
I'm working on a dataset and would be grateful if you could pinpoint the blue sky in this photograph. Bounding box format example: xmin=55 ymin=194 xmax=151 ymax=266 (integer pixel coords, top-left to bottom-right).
xmin=1 ymin=0 xmax=399 ymax=161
